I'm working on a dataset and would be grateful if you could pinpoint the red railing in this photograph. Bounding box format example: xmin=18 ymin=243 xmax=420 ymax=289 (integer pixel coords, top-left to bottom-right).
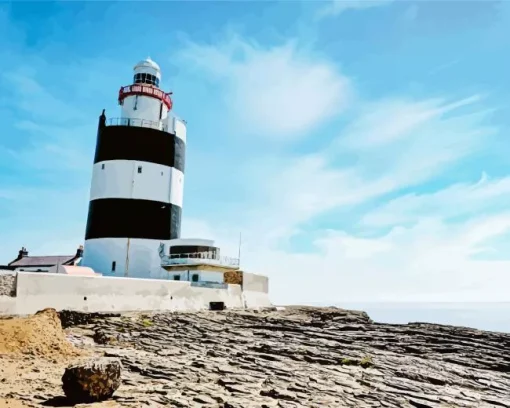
xmin=118 ymin=85 xmax=173 ymax=110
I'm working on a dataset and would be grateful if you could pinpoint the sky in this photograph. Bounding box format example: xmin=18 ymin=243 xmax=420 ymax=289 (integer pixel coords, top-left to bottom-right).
xmin=1 ymin=0 xmax=510 ymax=312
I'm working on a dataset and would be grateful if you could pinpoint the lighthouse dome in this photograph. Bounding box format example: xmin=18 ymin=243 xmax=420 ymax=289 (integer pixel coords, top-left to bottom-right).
xmin=134 ymin=57 xmax=160 ymax=72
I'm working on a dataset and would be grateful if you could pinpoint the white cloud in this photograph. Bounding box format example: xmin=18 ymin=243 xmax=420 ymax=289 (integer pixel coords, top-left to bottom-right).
xmin=176 ymin=34 xmax=495 ymax=267
xmin=339 ymin=95 xmax=483 ymax=149
xmin=237 ymin=94 xmax=496 ymax=244
xmin=197 ymin=213 xmax=510 ymax=305
xmin=361 ymin=173 xmax=510 ymax=227
xmin=332 ymin=95 xmax=496 ymax=196
xmin=178 ymin=35 xmax=352 ymax=140
xmin=174 ymin=60 xmax=506 ymax=304
xmin=316 ymin=0 xmax=394 ymax=19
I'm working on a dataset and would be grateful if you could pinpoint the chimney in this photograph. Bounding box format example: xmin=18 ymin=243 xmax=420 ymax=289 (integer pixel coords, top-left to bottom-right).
xmin=76 ymin=245 xmax=84 ymax=258
xmin=17 ymin=247 xmax=28 ymax=260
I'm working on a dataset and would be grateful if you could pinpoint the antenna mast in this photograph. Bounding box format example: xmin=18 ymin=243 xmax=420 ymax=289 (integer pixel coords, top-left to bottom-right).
xmin=238 ymin=232 xmax=242 ymax=267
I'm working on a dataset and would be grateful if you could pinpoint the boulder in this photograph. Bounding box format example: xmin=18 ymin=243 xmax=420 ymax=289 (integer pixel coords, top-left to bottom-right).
xmin=61 ymin=357 xmax=122 ymax=403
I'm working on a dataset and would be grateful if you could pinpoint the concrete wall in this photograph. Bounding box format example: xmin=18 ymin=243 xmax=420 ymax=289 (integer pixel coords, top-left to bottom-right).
xmin=242 ymin=272 xmax=269 ymax=293
xmin=242 ymin=290 xmax=272 ymax=308
xmin=240 ymin=272 xmax=271 ymax=308
xmin=0 ymin=271 xmax=269 ymax=316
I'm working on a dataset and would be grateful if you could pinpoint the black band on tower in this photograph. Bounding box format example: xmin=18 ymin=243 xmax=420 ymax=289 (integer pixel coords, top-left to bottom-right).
xmin=85 ymin=198 xmax=182 ymax=240
xmin=94 ymin=124 xmax=185 ymax=172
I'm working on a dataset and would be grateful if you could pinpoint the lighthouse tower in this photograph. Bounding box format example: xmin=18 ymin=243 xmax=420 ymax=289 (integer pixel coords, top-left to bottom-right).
xmin=82 ymin=57 xmax=186 ymax=279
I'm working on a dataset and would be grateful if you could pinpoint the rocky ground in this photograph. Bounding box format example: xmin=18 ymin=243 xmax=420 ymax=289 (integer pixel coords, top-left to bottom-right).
xmin=0 ymin=306 xmax=509 ymax=407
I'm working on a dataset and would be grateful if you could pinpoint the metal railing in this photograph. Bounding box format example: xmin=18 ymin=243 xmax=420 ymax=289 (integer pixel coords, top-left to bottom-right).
xmin=107 ymin=117 xmax=167 ymax=132
xmin=162 ymin=251 xmax=240 ymax=267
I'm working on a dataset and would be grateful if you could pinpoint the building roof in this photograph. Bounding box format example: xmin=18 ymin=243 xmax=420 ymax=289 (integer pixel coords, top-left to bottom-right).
xmin=8 ymin=246 xmax=83 ymax=268
xmin=9 ymin=255 xmax=76 ymax=267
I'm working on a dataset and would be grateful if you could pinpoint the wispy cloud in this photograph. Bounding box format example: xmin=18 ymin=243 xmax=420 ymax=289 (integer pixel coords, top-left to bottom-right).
xmin=238 ymin=94 xmax=496 ymax=241
xmin=361 ymin=173 xmax=510 ymax=227
xmin=1 ymin=71 xmax=85 ymax=123
xmin=196 ymin=212 xmax=510 ymax=304
xmin=316 ymin=0 xmax=394 ymax=20
xmin=177 ymin=30 xmax=505 ymax=304
xmin=178 ymin=35 xmax=352 ymax=140
xmin=338 ymin=95 xmax=483 ymax=149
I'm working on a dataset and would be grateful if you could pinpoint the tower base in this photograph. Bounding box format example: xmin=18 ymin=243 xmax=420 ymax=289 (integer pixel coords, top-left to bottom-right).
xmin=82 ymin=238 xmax=170 ymax=279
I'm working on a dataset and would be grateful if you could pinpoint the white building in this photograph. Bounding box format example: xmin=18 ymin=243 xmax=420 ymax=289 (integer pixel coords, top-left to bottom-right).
xmin=159 ymin=238 xmax=241 ymax=286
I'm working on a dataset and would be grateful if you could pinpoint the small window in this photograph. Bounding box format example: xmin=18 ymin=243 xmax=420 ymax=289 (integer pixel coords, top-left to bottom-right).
xmin=192 ymin=274 xmax=199 ymax=282
xmin=173 ymin=275 xmax=181 ymax=281
xmin=161 ymin=171 xmax=163 ymax=176
xmin=138 ymin=166 xmax=142 ymax=174
xmin=111 ymin=261 xmax=116 ymax=272
xmin=101 ymin=163 xmax=105 ymax=170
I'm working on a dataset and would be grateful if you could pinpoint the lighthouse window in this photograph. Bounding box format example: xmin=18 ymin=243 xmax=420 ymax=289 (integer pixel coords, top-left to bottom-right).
xmin=133 ymin=73 xmax=159 ymax=87
xmin=191 ymin=274 xmax=199 ymax=282
xmin=101 ymin=163 xmax=105 ymax=170
xmin=138 ymin=166 xmax=142 ymax=173
xmin=111 ymin=261 xmax=116 ymax=272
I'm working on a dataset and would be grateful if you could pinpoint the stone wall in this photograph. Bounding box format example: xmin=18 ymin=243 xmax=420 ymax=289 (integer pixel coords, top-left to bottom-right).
xmin=224 ymin=270 xmax=242 ymax=285
xmin=0 ymin=273 xmax=16 ymax=297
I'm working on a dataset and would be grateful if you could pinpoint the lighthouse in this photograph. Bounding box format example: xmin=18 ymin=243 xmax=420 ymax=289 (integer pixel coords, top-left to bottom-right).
xmin=82 ymin=57 xmax=187 ymax=279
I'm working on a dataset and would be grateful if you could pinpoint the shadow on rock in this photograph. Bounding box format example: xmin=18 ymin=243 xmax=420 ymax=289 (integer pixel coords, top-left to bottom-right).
xmin=41 ymin=396 xmax=72 ymax=407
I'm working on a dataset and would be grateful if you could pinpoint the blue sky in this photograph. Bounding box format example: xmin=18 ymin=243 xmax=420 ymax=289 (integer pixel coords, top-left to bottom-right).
xmin=1 ymin=0 xmax=510 ymax=306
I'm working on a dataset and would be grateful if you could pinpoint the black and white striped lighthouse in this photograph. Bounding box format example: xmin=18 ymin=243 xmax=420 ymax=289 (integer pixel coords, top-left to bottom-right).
xmin=82 ymin=57 xmax=187 ymax=278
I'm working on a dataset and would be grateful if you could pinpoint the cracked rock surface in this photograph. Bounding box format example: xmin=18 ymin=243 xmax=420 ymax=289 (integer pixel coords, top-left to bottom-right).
xmin=75 ymin=307 xmax=510 ymax=407
xmin=2 ymin=306 xmax=510 ymax=407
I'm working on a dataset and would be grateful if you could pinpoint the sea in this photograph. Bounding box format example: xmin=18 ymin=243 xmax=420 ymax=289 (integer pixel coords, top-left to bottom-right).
xmin=330 ymin=302 xmax=510 ymax=333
